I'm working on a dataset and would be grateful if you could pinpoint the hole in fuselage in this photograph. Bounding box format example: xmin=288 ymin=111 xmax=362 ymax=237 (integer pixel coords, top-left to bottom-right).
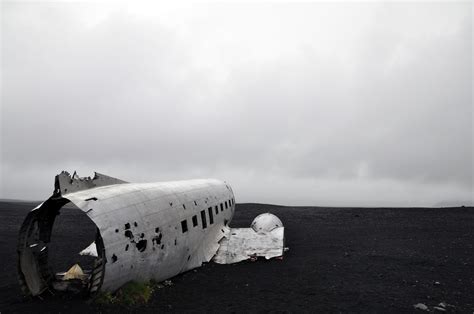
xmin=136 ymin=239 xmax=147 ymax=252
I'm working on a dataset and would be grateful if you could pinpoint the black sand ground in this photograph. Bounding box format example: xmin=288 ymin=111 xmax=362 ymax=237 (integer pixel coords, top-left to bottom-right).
xmin=0 ymin=200 xmax=473 ymax=313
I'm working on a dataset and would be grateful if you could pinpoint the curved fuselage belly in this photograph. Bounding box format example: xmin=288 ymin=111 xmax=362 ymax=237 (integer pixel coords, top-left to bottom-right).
xmin=64 ymin=179 xmax=235 ymax=291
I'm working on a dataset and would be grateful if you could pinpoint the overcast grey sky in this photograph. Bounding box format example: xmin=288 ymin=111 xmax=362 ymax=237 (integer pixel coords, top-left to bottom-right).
xmin=1 ymin=1 xmax=472 ymax=206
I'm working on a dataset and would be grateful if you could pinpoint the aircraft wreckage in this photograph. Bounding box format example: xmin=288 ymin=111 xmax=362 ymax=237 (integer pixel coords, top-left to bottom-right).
xmin=18 ymin=171 xmax=286 ymax=297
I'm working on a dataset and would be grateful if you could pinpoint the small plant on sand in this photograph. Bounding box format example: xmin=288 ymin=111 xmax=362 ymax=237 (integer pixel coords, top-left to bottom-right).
xmin=117 ymin=281 xmax=154 ymax=305
xmin=94 ymin=291 xmax=117 ymax=305
xmin=94 ymin=281 xmax=155 ymax=306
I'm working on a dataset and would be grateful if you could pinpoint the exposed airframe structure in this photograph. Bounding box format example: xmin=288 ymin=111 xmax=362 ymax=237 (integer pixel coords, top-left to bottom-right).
xmin=17 ymin=171 xmax=285 ymax=297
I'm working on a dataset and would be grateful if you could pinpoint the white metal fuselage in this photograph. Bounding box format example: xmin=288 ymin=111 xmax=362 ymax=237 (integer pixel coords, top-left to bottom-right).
xmin=18 ymin=172 xmax=284 ymax=298
xmin=64 ymin=179 xmax=235 ymax=291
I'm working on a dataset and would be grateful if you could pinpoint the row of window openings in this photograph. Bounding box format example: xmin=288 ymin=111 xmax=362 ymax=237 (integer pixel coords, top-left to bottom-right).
xmin=182 ymin=198 xmax=234 ymax=210
xmin=180 ymin=198 xmax=234 ymax=233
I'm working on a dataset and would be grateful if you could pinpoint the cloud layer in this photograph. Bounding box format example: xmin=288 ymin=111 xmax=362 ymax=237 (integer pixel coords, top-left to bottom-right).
xmin=1 ymin=2 xmax=472 ymax=206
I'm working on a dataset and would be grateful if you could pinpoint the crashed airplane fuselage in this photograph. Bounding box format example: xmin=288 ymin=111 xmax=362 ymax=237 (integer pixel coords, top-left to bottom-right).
xmin=18 ymin=171 xmax=285 ymax=297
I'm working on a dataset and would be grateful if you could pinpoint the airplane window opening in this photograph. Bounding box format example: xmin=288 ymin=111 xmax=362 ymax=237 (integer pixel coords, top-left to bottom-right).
xmin=225 ymin=201 xmax=228 ymax=209
xmin=192 ymin=215 xmax=198 ymax=227
xmin=220 ymin=203 xmax=224 ymax=212
xmin=181 ymin=220 xmax=188 ymax=233
xmin=215 ymin=206 xmax=218 ymax=215
xmin=200 ymin=210 xmax=207 ymax=229
xmin=208 ymin=207 xmax=214 ymax=225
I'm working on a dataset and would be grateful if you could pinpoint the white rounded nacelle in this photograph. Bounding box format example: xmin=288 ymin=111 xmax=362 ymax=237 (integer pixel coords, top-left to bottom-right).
xmin=251 ymin=213 xmax=283 ymax=233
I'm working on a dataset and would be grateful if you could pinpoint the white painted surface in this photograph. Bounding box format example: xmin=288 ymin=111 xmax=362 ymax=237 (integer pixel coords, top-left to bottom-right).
xmin=213 ymin=226 xmax=285 ymax=264
xmin=19 ymin=171 xmax=286 ymax=296
xmin=63 ymin=179 xmax=235 ymax=291
xmin=251 ymin=213 xmax=283 ymax=233
xmin=79 ymin=242 xmax=98 ymax=257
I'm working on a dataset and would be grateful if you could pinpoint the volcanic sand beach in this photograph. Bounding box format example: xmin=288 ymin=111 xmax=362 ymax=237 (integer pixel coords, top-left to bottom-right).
xmin=0 ymin=201 xmax=473 ymax=312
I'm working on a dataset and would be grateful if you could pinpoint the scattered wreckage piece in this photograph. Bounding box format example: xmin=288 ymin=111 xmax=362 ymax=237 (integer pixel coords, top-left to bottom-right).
xmin=214 ymin=213 xmax=285 ymax=264
xmin=17 ymin=171 xmax=286 ymax=298
xmin=52 ymin=264 xmax=88 ymax=293
xmin=79 ymin=242 xmax=98 ymax=257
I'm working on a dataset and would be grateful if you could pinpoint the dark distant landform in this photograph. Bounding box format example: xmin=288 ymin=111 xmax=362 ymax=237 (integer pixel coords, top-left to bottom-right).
xmin=0 ymin=200 xmax=472 ymax=312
